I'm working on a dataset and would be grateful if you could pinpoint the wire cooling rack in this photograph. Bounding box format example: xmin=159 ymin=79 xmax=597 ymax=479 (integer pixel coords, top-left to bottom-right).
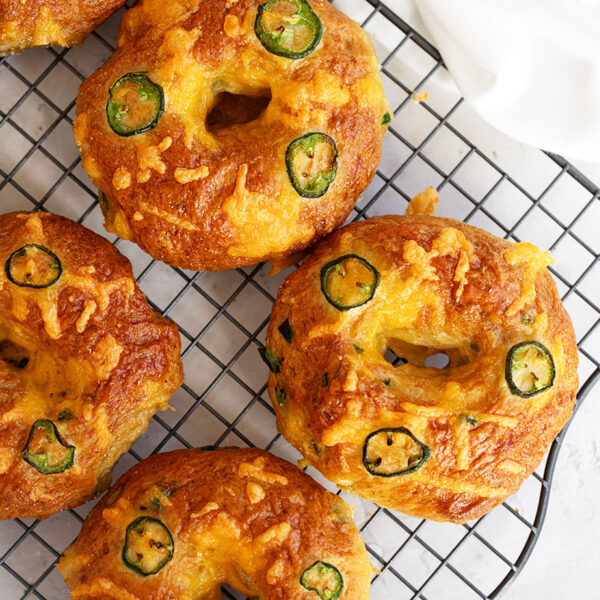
xmin=0 ymin=0 xmax=599 ymax=598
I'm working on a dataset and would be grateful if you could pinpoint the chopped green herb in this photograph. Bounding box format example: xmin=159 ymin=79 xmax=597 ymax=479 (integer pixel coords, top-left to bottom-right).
xmin=463 ymin=415 xmax=478 ymax=427
xmin=278 ymin=318 xmax=294 ymax=343
xmin=57 ymin=408 xmax=72 ymax=422
xmin=275 ymin=386 xmax=288 ymax=406
xmin=311 ymin=440 xmax=322 ymax=456
xmin=382 ymin=112 xmax=392 ymax=125
xmin=258 ymin=347 xmax=282 ymax=373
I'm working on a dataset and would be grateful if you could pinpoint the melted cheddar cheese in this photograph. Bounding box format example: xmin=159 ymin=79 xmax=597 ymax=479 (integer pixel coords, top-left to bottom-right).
xmin=504 ymin=242 xmax=554 ymax=316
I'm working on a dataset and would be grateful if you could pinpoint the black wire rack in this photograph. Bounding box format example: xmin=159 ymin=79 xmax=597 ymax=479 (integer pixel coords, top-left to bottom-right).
xmin=0 ymin=0 xmax=599 ymax=598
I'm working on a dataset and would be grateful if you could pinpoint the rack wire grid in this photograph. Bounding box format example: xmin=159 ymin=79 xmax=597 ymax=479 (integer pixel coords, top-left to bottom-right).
xmin=0 ymin=0 xmax=599 ymax=598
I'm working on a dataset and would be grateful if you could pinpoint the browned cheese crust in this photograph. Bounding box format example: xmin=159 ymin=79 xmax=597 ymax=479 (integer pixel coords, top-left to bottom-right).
xmin=0 ymin=0 xmax=126 ymax=54
xmin=59 ymin=447 xmax=372 ymax=599
xmin=0 ymin=211 xmax=183 ymax=520
xmin=74 ymin=0 xmax=388 ymax=271
xmin=265 ymin=215 xmax=579 ymax=523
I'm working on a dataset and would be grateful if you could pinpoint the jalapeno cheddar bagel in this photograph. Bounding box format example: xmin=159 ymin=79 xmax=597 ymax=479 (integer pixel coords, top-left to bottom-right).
xmin=74 ymin=0 xmax=388 ymax=271
xmin=59 ymin=448 xmax=372 ymax=600
xmin=262 ymin=215 xmax=578 ymax=523
xmin=0 ymin=212 xmax=183 ymax=520
xmin=0 ymin=0 xmax=126 ymax=54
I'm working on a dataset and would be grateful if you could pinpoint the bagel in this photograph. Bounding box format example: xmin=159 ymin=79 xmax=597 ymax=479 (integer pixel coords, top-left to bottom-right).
xmin=74 ymin=0 xmax=388 ymax=271
xmin=0 ymin=211 xmax=183 ymax=520
xmin=0 ymin=0 xmax=126 ymax=54
xmin=59 ymin=447 xmax=372 ymax=600
xmin=262 ymin=215 xmax=578 ymax=523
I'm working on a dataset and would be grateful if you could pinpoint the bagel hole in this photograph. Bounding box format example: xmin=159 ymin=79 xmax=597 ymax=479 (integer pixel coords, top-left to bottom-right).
xmin=0 ymin=339 xmax=29 ymax=369
xmin=206 ymin=90 xmax=271 ymax=132
xmin=383 ymin=339 xmax=452 ymax=371
xmin=383 ymin=348 xmax=407 ymax=366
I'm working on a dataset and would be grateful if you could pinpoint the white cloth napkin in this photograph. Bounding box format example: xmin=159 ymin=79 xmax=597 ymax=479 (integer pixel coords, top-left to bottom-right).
xmin=412 ymin=0 xmax=600 ymax=164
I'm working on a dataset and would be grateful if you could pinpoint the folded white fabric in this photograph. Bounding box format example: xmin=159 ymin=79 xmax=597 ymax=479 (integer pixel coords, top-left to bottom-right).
xmin=413 ymin=0 xmax=600 ymax=163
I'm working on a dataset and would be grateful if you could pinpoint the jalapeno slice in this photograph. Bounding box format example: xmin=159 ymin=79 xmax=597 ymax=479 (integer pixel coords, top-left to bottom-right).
xmin=107 ymin=73 xmax=164 ymax=137
xmin=5 ymin=244 xmax=62 ymax=289
xmin=122 ymin=516 xmax=174 ymax=576
xmin=505 ymin=341 xmax=555 ymax=398
xmin=286 ymin=133 xmax=338 ymax=198
xmin=275 ymin=385 xmax=288 ymax=406
xmin=21 ymin=420 xmax=75 ymax=475
xmin=363 ymin=427 xmax=430 ymax=477
xmin=320 ymin=254 xmax=379 ymax=311
xmin=301 ymin=561 xmax=343 ymax=600
xmin=255 ymin=0 xmax=322 ymax=59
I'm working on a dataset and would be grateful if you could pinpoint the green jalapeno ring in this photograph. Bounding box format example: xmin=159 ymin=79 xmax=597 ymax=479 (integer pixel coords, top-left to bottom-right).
xmin=320 ymin=254 xmax=379 ymax=311
xmin=106 ymin=73 xmax=164 ymax=137
xmin=122 ymin=516 xmax=174 ymax=576
xmin=5 ymin=244 xmax=62 ymax=289
xmin=363 ymin=427 xmax=431 ymax=478
xmin=505 ymin=340 xmax=555 ymax=398
xmin=258 ymin=347 xmax=282 ymax=373
xmin=255 ymin=0 xmax=323 ymax=59
xmin=301 ymin=561 xmax=344 ymax=600
xmin=21 ymin=419 xmax=75 ymax=475
xmin=285 ymin=132 xmax=338 ymax=198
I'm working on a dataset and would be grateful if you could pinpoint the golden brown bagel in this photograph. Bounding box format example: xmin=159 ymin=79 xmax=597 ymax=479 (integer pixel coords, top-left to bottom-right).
xmin=0 ymin=0 xmax=126 ymax=54
xmin=0 ymin=211 xmax=183 ymax=520
xmin=59 ymin=447 xmax=372 ymax=600
xmin=74 ymin=0 xmax=388 ymax=271
xmin=263 ymin=215 xmax=578 ymax=523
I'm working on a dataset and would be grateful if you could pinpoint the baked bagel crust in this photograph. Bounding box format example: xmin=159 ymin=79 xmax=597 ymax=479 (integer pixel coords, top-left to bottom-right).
xmin=265 ymin=215 xmax=578 ymax=523
xmin=74 ymin=0 xmax=388 ymax=271
xmin=59 ymin=448 xmax=372 ymax=599
xmin=0 ymin=212 xmax=183 ymax=520
xmin=0 ymin=0 xmax=126 ymax=54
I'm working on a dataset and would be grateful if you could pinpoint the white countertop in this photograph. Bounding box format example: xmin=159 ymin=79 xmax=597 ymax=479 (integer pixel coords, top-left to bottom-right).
xmin=508 ymin=392 xmax=600 ymax=599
